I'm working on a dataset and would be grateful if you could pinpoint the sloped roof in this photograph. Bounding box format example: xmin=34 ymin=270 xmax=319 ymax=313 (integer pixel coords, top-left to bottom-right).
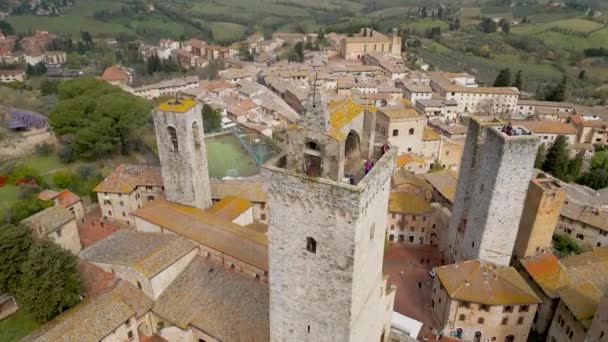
xmin=423 ymin=170 xmax=458 ymax=203
xmin=435 ymin=260 xmax=541 ymax=305
xmin=21 ymin=205 xmax=74 ymax=235
xmin=133 ymin=199 xmax=268 ymax=270
xmin=22 ymin=280 xmax=153 ymax=342
xmin=378 ymin=106 xmax=423 ymax=120
xmin=327 ymin=98 xmax=369 ymax=140
xmin=560 ymin=201 xmax=608 ymax=232
xmin=210 ymin=180 xmax=266 ymax=203
xmin=101 ymin=65 xmax=130 ymax=82
xmin=556 ymin=282 xmax=602 ymax=322
xmin=153 ymin=257 xmax=269 ymax=341
xmin=93 ymin=164 xmax=162 ymax=194
xmin=423 ymin=128 xmax=441 ymax=141
xmin=389 ymin=192 xmax=432 ymax=214
xmin=513 ymin=120 xmax=577 ymax=135
xmin=81 ymin=230 xmax=197 ymax=278
xmin=207 ymin=196 xmax=253 ymax=221
xmin=520 ymin=252 xmax=571 ymax=299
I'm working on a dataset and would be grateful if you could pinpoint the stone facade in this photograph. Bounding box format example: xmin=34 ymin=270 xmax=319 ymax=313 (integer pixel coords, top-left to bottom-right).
xmin=387 ymin=211 xmax=434 ymax=245
xmin=263 ymin=137 xmax=396 ymax=341
xmin=49 ymin=219 xmax=81 ymax=254
xmin=513 ymin=175 xmax=566 ymax=260
xmin=586 ymin=295 xmax=607 ymax=342
xmin=431 ymin=278 xmax=538 ymax=342
xmin=447 ymin=118 xmax=539 ymax=266
xmin=339 ymin=28 xmax=401 ymax=60
xmin=556 ymin=202 xmax=608 ymax=249
xmin=153 ymin=100 xmax=212 ymax=210
xmin=99 ymin=185 xmax=163 ymax=226
xmin=547 ymin=299 xmax=588 ymax=342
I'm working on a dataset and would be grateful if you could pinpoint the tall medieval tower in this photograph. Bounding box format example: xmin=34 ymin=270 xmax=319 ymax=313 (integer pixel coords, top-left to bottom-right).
xmin=512 ymin=173 xmax=566 ymax=261
xmin=263 ymin=88 xmax=395 ymax=342
xmin=153 ymin=99 xmax=212 ymax=210
xmin=446 ymin=117 xmax=539 ymax=266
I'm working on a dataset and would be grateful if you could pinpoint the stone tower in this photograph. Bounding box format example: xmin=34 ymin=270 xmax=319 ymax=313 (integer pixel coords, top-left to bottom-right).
xmin=390 ymin=28 xmax=402 ymax=57
xmin=153 ymin=98 xmax=212 ymax=210
xmin=263 ymin=88 xmax=395 ymax=342
xmin=512 ymin=173 xmax=566 ymax=260
xmin=447 ymin=117 xmax=539 ymax=266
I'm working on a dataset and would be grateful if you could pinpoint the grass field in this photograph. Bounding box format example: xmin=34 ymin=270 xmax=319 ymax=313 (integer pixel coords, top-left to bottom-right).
xmin=460 ymin=7 xmax=481 ymax=26
xmin=0 ymin=310 xmax=41 ymax=342
xmin=206 ymin=133 xmax=258 ymax=178
xmin=399 ymin=18 xmax=449 ymax=32
xmin=211 ymin=22 xmax=247 ymax=44
xmin=511 ymin=18 xmax=604 ymax=35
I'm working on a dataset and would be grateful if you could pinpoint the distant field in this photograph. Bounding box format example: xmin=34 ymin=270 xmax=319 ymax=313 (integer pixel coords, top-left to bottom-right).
xmin=460 ymin=7 xmax=481 ymax=26
xmin=211 ymin=22 xmax=247 ymax=44
xmin=400 ymin=19 xmax=449 ymax=32
xmin=511 ymin=18 xmax=604 ymax=35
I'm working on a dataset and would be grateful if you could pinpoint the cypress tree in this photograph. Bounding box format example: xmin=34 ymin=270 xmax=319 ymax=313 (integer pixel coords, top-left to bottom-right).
xmin=493 ymin=68 xmax=511 ymax=87
xmin=542 ymin=135 xmax=570 ymax=181
xmin=512 ymin=70 xmax=523 ymax=90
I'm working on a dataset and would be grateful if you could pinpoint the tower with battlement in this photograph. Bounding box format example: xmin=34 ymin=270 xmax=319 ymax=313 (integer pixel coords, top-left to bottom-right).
xmin=512 ymin=174 xmax=566 ymax=261
xmin=447 ymin=117 xmax=539 ymax=266
xmin=153 ymin=98 xmax=212 ymax=210
xmin=263 ymin=87 xmax=395 ymax=341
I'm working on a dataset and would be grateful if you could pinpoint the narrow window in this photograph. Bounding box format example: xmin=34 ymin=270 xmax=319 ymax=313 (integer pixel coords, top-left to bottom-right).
xmin=409 ymin=128 xmax=415 ymax=135
xmin=137 ymin=281 xmax=142 ymax=290
xmin=307 ymin=325 xmax=311 ymax=333
xmin=459 ymin=314 xmax=465 ymax=321
xmin=369 ymin=224 xmax=375 ymax=239
xmin=167 ymin=126 xmax=179 ymax=152
xmin=501 ymin=317 xmax=508 ymax=325
xmin=478 ymin=317 xmax=484 ymax=324
xmin=517 ymin=317 xmax=524 ymax=325
xmin=192 ymin=122 xmax=201 ymax=149
xmin=306 ymin=237 xmax=316 ymax=254
xmin=392 ymin=129 xmax=399 ymax=136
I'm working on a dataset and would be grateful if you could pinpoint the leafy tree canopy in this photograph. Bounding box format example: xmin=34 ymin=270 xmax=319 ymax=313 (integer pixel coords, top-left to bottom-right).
xmin=0 ymin=224 xmax=34 ymax=293
xmin=202 ymin=103 xmax=222 ymax=133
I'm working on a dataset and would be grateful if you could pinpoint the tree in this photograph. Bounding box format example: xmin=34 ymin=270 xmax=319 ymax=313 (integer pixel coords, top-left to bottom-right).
xmin=546 ymin=76 xmax=567 ymax=102
xmin=512 ymin=70 xmax=523 ymax=90
xmin=478 ymin=44 xmax=493 ymax=58
xmin=146 ymin=54 xmax=162 ymax=74
xmin=0 ymin=21 xmax=14 ymax=35
xmin=534 ymin=144 xmax=545 ymax=169
xmin=493 ymin=68 xmax=511 ymax=87
xmin=567 ymin=151 xmax=584 ymax=181
xmin=17 ymin=240 xmax=81 ymax=322
xmin=479 ymin=17 xmax=498 ymax=33
xmin=498 ymin=18 xmax=510 ymax=33
xmin=202 ymin=103 xmax=222 ymax=133
xmin=294 ymin=41 xmax=304 ymax=62
xmin=579 ymin=169 xmax=608 ymax=189
xmin=542 ymin=135 xmax=570 ymax=180
xmin=0 ymin=224 xmax=34 ymax=294
xmin=238 ymin=43 xmax=254 ymax=62
xmin=52 ymin=171 xmax=75 ymax=189
xmin=40 ymin=79 xmax=60 ymax=95
xmin=50 ymin=77 xmax=152 ymax=159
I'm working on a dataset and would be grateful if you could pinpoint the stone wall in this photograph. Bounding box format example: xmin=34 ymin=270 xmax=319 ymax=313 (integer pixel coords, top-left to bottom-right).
xmin=263 ymin=148 xmax=396 ymax=342
xmin=546 ymin=300 xmax=587 ymax=342
xmin=150 ymin=248 xmax=198 ymax=299
xmin=51 ymin=219 xmax=81 ymax=254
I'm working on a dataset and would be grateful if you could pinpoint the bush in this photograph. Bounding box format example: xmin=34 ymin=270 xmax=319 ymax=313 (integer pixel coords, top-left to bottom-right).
xmin=8 ymin=167 xmax=41 ymax=185
xmin=17 ymin=183 xmax=43 ymax=200
xmin=52 ymin=171 xmax=75 ymax=189
xmin=34 ymin=142 xmax=55 ymax=156
xmin=553 ymin=234 xmax=584 ymax=256
xmin=58 ymin=145 xmax=76 ymax=163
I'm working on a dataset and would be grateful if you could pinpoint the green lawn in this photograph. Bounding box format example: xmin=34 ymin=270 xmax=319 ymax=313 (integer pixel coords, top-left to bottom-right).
xmin=0 ymin=184 xmax=19 ymax=213
xmin=206 ymin=134 xmax=258 ymax=178
xmin=211 ymin=22 xmax=247 ymax=44
xmin=0 ymin=310 xmax=41 ymax=342
xmin=512 ymin=18 xmax=604 ymax=35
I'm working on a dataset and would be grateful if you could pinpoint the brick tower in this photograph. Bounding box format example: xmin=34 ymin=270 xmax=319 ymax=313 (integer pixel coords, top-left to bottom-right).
xmin=153 ymin=98 xmax=212 ymax=210
xmin=512 ymin=173 xmax=566 ymax=260
xmin=447 ymin=117 xmax=539 ymax=266
xmin=263 ymin=87 xmax=395 ymax=341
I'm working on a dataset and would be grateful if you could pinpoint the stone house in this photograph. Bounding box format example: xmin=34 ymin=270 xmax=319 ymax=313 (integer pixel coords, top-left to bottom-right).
xmin=423 ymin=169 xmax=458 ymax=210
xmin=556 ymin=200 xmax=608 ymax=249
xmin=339 ymin=27 xmax=401 ymax=60
xmin=515 ymin=100 xmax=574 ymax=121
xmin=586 ymin=295 xmax=608 ymax=342
xmin=38 ymin=189 xmax=85 ymax=220
xmin=386 ymin=192 xmax=435 ymax=245
xmin=401 ymin=81 xmax=433 ymax=105
xmin=375 ymin=106 xmax=426 ymax=155
xmin=569 ymin=114 xmax=608 ymax=146
xmin=210 ymin=180 xmax=268 ymax=224
xmin=93 ymin=164 xmax=164 ymax=227
xmin=395 ymin=154 xmax=430 ymax=174
xmin=22 ymin=280 xmax=154 ymax=342
xmin=432 ymin=260 xmax=541 ymax=342
xmin=0 ymin=69 xmax=25 ymax=83
xmin=415 ymin=98 xmax=459 ymax=122
xmin=513 ymin=120 xmax=578 ymax=147
xmin=420 ymin=127 xmax=441 ymax=159
xmin=80 ymin=230 xmax=198 ymax=300
xmin=21 ymin=205 xmax=82 ymax=254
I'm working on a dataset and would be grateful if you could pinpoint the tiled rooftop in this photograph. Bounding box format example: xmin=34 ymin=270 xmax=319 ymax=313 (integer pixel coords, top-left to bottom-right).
xmin=93 ymin=164 xmax=162 ymax=194
xmin=389 ymin=192 xmax=432 ymax=214
xmin=423 ymin=170 xmax=458 ymax=203
xmin=21 ymin=205 xmax=74 ymax=235
xmin=435 ymin=259 xmax=541 ymax=305
xmin=207 ymin=196 xmax=253 ymax=221
xmin=153 ymin=257 xmax=269 ymax=341
xmin=80 ymin=230 xmax=197 ymax=278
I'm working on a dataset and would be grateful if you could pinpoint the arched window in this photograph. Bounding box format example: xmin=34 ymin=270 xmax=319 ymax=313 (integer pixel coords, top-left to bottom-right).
xmin=306 ymin=237 xmax=316 ymax=254
xmin=192 ymin=122 xmax=201 ymax=149
xmin=167 ymin=126 xmax=179 ymax=152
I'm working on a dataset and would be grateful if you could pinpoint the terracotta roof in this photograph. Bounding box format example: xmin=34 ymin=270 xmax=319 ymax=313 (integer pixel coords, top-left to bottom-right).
xmin=513 ymin=120 xmax=577 ymax=135
xmin=153 ymin=257 xmax=269 ymax=341
xmin=391 ymin=168 xmax=433 ymax=193
xmin=435 ymin=260 xmax=541 ymax=305
xmin=38 ymin=189 xmax=59 ymax=201
xmin=21 ymin=206 xmax=74 ymax=235
xmin=327 ymin=99 xmax=370 ymax=140
xmin=210 ymin=180 xmax=266 ymax=202
xmin=423 ymin=170 xmax=458 ymax=203
xmin=156 ymin=98 xmax=198 ymax=113
xmin=101 ymin=65 xmax=130 ymax=82
xmin=207 ymin=196 xmax=253 ymax=221
xmin=378 ymin=106 xmax=423 ymax=120
xmin=22 ymin=280 xmax=153 ymax=342
xmin=133 ymin=199 xmax=268 ymax=270
xmin=520 ymin=252 xmax=571 ymax=299
xmin=93 ymin=164 xmax=162 ymax=194
xmin=423 ymin=127 xmax=441 ymax=141
xmin=81 ymin=230 xmax=197 ymax=278
xmin=389 ymin=192 xmax=432 ymax=214
xmin=396 ymin=153 xmax=426 ymax=168
xmin=556 ymin=282 xmax=602 ymax=321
